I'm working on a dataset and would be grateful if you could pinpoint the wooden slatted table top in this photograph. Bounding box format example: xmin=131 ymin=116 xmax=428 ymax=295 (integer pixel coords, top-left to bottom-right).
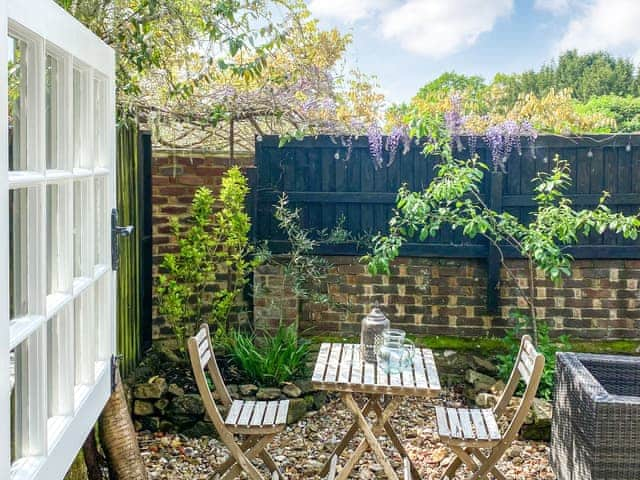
xmin=311 ymin=343 xmax=441 ymax=397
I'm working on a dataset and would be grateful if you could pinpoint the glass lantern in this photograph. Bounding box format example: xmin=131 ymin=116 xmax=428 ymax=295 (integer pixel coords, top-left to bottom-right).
xmin=360 ymin=303 xmax=390 ymax=363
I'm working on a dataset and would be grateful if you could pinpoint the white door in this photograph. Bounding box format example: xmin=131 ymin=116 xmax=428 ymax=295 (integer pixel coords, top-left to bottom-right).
xmin=0 ymin=1 xmax=116 ymax=479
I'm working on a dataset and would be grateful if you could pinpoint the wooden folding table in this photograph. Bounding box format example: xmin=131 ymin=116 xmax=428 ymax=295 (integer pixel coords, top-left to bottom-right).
xmin=311 ymin=343 xmax=441 ymax=480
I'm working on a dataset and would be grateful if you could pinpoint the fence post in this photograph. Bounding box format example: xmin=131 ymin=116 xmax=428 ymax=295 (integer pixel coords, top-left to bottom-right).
xmin=486 ymin=171 xmax=503 ymax=314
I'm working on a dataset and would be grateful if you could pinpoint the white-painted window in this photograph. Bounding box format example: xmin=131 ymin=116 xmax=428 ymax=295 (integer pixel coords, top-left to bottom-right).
xmin=1 ymin=2 xmax=116 ymax=479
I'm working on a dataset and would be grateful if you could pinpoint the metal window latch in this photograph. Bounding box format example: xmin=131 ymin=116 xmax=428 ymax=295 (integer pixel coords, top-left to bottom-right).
xmin=111 ymin=208 xmax=134 ymax=271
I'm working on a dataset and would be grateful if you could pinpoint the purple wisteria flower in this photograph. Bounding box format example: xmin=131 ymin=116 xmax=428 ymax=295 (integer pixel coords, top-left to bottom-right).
xmin=483 ymin=120 xmax=538 ymax=172
xmin=368 ymin=123 xmax=383 ymax=169
xmin=385 ymin=125 xmax=410 ymax=166
xmin=445 ymin=93 xmax=465 ymax=152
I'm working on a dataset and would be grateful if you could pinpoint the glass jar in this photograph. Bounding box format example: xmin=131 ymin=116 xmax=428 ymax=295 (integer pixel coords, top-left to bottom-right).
xmin=360 ymin=304 xmax=390 ymax=363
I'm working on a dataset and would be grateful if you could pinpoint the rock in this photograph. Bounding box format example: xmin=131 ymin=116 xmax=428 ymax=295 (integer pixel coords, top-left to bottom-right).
xmin=134 ymin=400 xmax=155 ymax=416
xmin=286 ymin=398 xmax=308 ymax=424
xmin=295 ymin=380 xmax=315 ymax=395
xmin=472 ymin=355 xmax=498 ymax=375
xmin=134 ymin=377 xmax=168 ymax=400
xmin=475 ymin=392 xmax=498 ymax=408
xmin=167 ymin=383 xmax=185 ymax=397
xmin=507 ymin=446 xmax=523 ymax=458
xmin=168 ymin=394 xmax=205 ymax=417
xmin=521 ymin=398 xmax=552 ymax=441
xmin=312 ymin=391 xmax=328 ymax=409
xmin=138 ymin=416 xmax=160 ymax=432
xmin=256 ymin=388 xmax=281 ymax=401
xmin=226 ymin=384 xmax=241 ymax=400
xmin=239 ymin=384 xmax=259 ymax=396
xmin=464 ymin=369 xmax=496 ymax=393
xmin=154 ymin=398 xmax=170 ymax=414
xmin=182 ymin=421 xmax=216 ymax=438
xmin=281 ymin=383 xmax=302 ymax=398
xmin=439 ymin=373 xmax=464 ymax=387
xmin=431 ymin=446 xmax=448 ymax=463
xmin=490 ymin=380 xmax=506 ymax=395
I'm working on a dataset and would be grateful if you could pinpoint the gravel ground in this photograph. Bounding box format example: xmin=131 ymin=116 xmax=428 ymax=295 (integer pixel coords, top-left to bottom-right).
xmin=139 ymin=393 xmax=555 ymax=479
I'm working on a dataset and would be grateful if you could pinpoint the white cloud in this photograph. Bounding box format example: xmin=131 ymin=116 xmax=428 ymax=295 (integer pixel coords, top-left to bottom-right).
xmin=534 ymin=0 xmax=572 ymax=15
xmin=555 ymin=0 xmax=640 ymax=58
xmin=307 ymin=0 xmax=391 ymax=23
xmin=380 ymin=0 xmax=514 ymax=58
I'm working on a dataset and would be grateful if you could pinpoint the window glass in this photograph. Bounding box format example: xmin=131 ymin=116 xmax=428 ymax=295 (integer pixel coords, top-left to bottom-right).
xmin=46 ymin=55 xmax=59 ymax=170
xmin=47 ymin=183 xmax=69 ymax=295
xmin=9 ymin=188 xmax=29 ymax=319
xmin=72 ymin=68 xmax=83 ymax=169
xmin=8 ymin=36 xmax=28 ymax=171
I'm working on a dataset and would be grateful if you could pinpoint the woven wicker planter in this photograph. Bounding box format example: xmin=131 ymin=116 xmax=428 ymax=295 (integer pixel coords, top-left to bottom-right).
xmin=551 ymin=353 xmax=640 ymax=480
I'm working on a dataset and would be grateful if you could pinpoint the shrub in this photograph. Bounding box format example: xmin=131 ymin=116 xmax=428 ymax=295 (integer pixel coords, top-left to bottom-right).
xmin=156 ymin=167 xmax=259 ymax=352
xmin=496 ymin=311 xmax=571 ymax=400
xmin=228 ymin=324 xmax=310 ymax=386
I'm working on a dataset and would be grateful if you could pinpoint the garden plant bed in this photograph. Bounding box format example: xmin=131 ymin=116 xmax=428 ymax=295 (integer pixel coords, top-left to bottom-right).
xmin=139 ymin=390 xmax=555 ymax=479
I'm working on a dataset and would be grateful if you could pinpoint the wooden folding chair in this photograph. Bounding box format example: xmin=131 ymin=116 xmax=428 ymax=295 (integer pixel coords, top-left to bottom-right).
xmin=433 ymin=335 xmax=545 ymax=480
xmin=188 ymin=324 xmax=289 ymax=480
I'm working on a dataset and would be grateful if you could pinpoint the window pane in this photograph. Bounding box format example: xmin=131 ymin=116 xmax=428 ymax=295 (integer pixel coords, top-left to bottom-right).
xmin=95 ymin=177 xmax=106 ymax=265
xmin=8 ymin=36 xmax=28 ymax=171
xmin=10 ymin=349 xmax=16 ymax=461
xmin=9 ymin=189 xmax=29 ymax=319
xmin=73 ymin=68 xmax=87 ymax=169
xmin=47 ymin=183 xmax=70 ymax=295
xmin=48 ymin=306 xmax=74 ymax=418
xmin=75 ymin=288 xmax=95 ymax=385
xmin=73 ymin=181 xmax=85 ymax=277
xmin=93 ymin=77 xmax=106 ymax=168
xmin=46 ymin=55 xmax=59 ymax=170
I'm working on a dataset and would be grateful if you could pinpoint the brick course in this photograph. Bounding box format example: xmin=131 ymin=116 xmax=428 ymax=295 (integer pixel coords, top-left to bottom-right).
xmin=254 ymin=257 xmax=640 ymax=339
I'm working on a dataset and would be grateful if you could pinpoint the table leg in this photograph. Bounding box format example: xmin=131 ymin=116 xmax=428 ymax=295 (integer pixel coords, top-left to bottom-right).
xmin=338 ymin=393 xmax=399 ymax=480
xmin=319 ymin=397 xmax=376 ymax=477
xmin=371 ymin=401 xmax=421 ymax=480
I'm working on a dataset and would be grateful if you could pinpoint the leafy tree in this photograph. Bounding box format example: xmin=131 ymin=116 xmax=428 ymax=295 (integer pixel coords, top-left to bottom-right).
xmin=59 ymin=1 xmax=385 ymax=151
xmin=576 ymin=95 xmax=640 ymax=132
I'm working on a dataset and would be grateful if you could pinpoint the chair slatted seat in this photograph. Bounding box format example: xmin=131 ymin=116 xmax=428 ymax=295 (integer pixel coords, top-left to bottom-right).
xmin=432 ymin=335 xmax=545 ymax=480
xmin=225 ymin=399 xmax=289 ymax=432
xmin=188 ymin=324 xmax=288 ymax=480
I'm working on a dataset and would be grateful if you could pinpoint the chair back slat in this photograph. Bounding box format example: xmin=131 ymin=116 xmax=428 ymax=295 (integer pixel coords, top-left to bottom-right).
xmin=188 ymin=324 xmax=233 ymax=409
xmin=495 ymin=335 xmax=545 ymax=444
xmin=493 ymin=335 xmax=543 ymax=418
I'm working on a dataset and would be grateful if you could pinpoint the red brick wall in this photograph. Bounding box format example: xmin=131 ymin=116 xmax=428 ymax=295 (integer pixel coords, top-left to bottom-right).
xmin=151 ymin=150 xmax=640 ymax=340
xmin=253 ymin=258 xmax=640 ymax=339
xmin=151 ymin=150 xmax=253 ymax=338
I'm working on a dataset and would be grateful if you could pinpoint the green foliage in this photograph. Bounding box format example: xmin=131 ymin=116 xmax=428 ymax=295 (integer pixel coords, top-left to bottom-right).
xmin=255 ymin=193 xmax=332 ymax=328
xmin=496 ymin=311 xmax=571 ymax=400
xmin=228 ymin=324 xmax=310 ymax=386
xmin=576 ymin=95 xmax=640 ymax=132
xmin=156 ymin=167 xmax=259 ymax=351
xmin=492 ymin=50 xmax=638 ymax=103
xmin=365 ymin=153 xmax=640 ymax=341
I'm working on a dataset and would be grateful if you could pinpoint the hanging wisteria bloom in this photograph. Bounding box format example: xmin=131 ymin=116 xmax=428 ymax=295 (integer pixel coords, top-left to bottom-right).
xmin=385 ymin=125 xmax=410 ymax=166
xmin=368 ymin=123 xmax=384 ymax=169
xmin=483 ymin=120 xmax=538 ymax=172
xmin=445 ymin=93 xmax=466 ymax=152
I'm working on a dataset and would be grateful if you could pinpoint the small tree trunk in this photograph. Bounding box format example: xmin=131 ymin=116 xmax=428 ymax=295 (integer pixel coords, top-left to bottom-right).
xmin=99 ymin=369 xmax=148 ymax=480
xmin=82 ymin=427 xmax=104 ymax=479
xmin=527 ymin=257 xmax=539 ymax=346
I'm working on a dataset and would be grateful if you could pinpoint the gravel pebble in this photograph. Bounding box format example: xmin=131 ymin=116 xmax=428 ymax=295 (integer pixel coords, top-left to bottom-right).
xmin=139 ymin=390 xmax=555 ymax=479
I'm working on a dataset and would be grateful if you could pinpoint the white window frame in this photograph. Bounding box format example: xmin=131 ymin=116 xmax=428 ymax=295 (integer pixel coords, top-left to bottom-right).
xmin=1 ymin=2 xmax=116 ymax=479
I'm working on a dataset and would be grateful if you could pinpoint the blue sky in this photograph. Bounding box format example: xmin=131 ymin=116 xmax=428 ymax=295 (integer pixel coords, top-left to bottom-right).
xmin=306 ymin=0 xmax=640 ymax=104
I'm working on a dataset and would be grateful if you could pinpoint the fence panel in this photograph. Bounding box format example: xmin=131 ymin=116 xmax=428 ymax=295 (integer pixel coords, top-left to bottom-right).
xmin=255 ymin=134 xmax=640 ymax=260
